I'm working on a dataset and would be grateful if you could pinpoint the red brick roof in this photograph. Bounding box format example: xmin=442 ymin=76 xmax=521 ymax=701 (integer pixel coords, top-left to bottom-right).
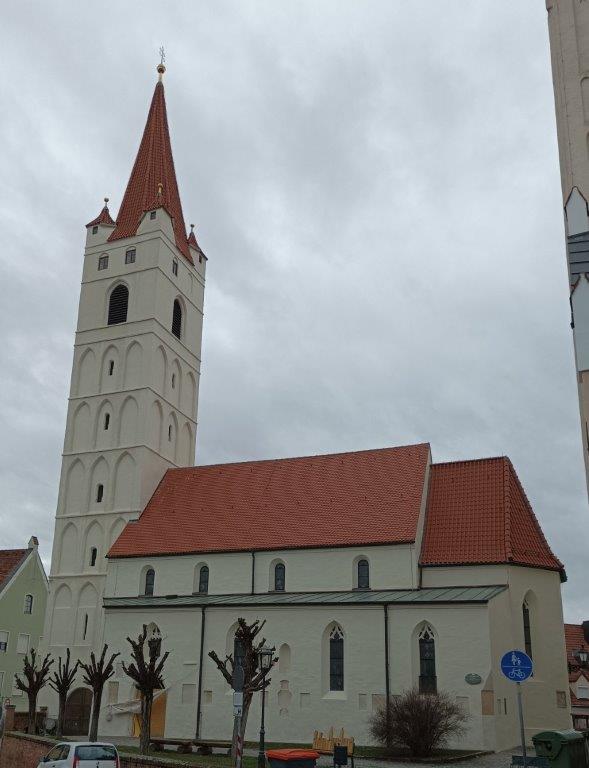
xmin=108 ymin=80 xmax=193 ymax=264
xmin=86 ymin=200 xmax=115 ymax=228
xmin=420 ymin=457 xmax=564 ymax=575
xmin=108 ymin=443 xmax=431 ymax=558
xmin=0 ymin=549 xmax=28 ymax=593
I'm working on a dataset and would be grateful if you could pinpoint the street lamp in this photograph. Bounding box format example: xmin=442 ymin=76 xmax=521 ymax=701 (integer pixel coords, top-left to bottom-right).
xmin=257 ymin=646 xmax=275 ymax=768
xmin=574 ymin=645 xmax=589 ymax=667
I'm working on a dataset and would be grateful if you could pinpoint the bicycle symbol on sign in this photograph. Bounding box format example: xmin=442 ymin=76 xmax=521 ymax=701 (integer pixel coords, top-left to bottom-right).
xmin=508 ymin=668 xmax=527 ymax=680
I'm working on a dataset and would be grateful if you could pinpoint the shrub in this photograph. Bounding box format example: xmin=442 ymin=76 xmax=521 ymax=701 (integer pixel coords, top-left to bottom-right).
xmin=369 ymin=688 xmax=469 ymax=757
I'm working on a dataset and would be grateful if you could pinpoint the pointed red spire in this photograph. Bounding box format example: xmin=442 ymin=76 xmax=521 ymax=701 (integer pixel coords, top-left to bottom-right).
xmin=187 ymin=223 xmax=206 ymax=261
xmin=108 ymin=73 xmax=192 ymax=263
xmin=87 ymin=198 xmax=115 ymax=228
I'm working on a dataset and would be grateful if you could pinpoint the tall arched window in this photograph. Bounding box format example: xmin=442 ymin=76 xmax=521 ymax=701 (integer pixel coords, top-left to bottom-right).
xmin=234 ymin=635 xmax=245 ymax=671
xmin=357 ymin=559 xmax=370 ymax=589
xmin=418 ymin=625 xmax=437 ymax=693
xmin=144 ymin=568 xmax=155 ymax=596
xmin=108 ymin=285 xmax=129 ymax=325
xmin=523 ymin=602 xmax=532 ymax=659
xmin=172 ymin=300 xmax=182 ymax=339
xmin=329 ymin=625 xmax=344 ymax=691
xmin=274 ymin=563 xmax=286 ymax=592
xmin=23 ymin=595 xmax=33 ymax=614
xmin=198 ymin=565 xmax=209 ymax=594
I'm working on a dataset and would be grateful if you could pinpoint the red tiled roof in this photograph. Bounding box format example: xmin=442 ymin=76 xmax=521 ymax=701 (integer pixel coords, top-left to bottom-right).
xmin=420 ymin=457 xmax=564 ymax=575
xmin=108 ymin=443 xmax=431 ymax=558
xmin=86 ymin=200 xmax=115 ymax=228
xmin=0 ymin=549 xmax=28 ymax=593
xmin=566 ymin=624 xmax=586 ymax=662
xmin=108 ymin=79 xmax=193 ymax=264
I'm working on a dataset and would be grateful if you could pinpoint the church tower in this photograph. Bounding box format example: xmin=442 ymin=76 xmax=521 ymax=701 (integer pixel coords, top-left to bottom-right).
xmin=44 ymin=63 xmax=206 ymax=660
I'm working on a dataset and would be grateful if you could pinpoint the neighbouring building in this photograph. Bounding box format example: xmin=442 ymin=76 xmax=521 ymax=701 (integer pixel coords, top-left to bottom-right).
xmin=564 ymin=622 xmax=589 ymax=729
xmin=0 ymin=538 xmax=48 ymax=711
xmin=546 ymin=0 xmax=589 ymax=497
xmin=40 ymin=63 xmax=572 ymax=751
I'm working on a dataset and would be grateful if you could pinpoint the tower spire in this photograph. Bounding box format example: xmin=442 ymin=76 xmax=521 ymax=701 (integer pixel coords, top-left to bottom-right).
xmin=107 ymin=66 xmax=192 ymax=263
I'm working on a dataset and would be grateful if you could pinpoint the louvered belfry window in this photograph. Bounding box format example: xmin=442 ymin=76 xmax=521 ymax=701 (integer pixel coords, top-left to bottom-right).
xmin=172 ymin=299 xmax=182 ymax=339
xmin=108 ymin=285 xmax=129 ymax=325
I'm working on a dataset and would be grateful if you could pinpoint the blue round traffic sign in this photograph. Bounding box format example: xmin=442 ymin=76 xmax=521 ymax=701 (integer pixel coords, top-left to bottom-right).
xmin=501 ymin=650 xmax=533 ymax=682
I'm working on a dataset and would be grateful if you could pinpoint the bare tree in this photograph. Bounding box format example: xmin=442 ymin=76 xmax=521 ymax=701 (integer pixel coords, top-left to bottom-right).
xmin=48 ymin=649 xmax=80 ymax=738
xmin=79 ymin=644 xmax=119 ymax=742
xmin=209 ymin=617 xmax=278 ymax=757
xmin=14 ymin=648 xmax=53 ymax=735
xmin=122 ymin=625 xmax=169 ymax=755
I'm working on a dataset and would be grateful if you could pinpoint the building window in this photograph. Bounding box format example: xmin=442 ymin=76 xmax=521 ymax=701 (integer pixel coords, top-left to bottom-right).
xmin=172 ymin=259 xmax=178 ymax=276
xmin=357 ymin=559 xmax=370 ymax=589
xmin=418 ymin=625 xmax=437 ymax=694
xmin=108 ymin=284 xmax=129 ymax=325
xmin=172 ymin=300 xmax=182 ymax=339
xmin=16 ymin=633 xmax=30 ymax=655
xmin=171 ymin=373 xmax=176 ymax=389
xmin=23 ymin=595 xmax=33 ymax=615
xmin=0 ymin=631 xmax=7 ymax=652
xmin=329 ymin=625 xmax=344 ymax=691
xmin=96 ymin=484 xmax=104 ymax=503
xmin=92 ymin=226 xmax=99 ymax=235
xmin=523 ymin=602 xmax=532 ymax=660
xmin=144 ymin=568 xmax=155 ymax=596
xmin=234 ymin=636 xmax=245 ymax=671
xmin=104 ymin=413 xmax=110 ymax=430
xmin=150 ymin=210 xmax=156 ymax=220
xmin=82 ymin=613 xmax=89 ymax=641
xmin=108 ymin=360 xmax=114 ymax=376
xmin=274 ymin=563 xmax=285 ymax=592
xmin=98 ymin=254 xmax=109 ymax=270
xmin=125 ymin=248 xmax=136 ymax=264
xmin=168 ymin=424 xmax=172 ymax=441
xmin=198 ymin=565 xmax=209 ymax=594
xmin=89 ymin=547 xmax=97 ymax=567
xmin=579 ymin=686 xmax=589 ymax=700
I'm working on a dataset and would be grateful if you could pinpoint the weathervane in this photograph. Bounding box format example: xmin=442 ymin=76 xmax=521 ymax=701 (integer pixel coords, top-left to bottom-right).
xmin=159 ymin=46 xmax=165 ymax=66
xmin=157 ymin=46 xmax=166 ymax=79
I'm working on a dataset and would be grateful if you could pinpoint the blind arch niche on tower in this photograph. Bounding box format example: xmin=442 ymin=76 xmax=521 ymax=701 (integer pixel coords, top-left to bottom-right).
xmin=108 ymin=284 xmax=129 ymax=325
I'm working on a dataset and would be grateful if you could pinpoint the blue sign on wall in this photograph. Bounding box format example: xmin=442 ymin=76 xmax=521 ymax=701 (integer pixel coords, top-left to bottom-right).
xmin=500 ymin=650 xmax=533 ymax=682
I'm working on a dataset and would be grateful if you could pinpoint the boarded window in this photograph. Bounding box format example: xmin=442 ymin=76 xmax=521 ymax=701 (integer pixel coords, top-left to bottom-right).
xmin=172 ymin=299 xmax=182 ymax=339
xmin=16 ymin=633 xmax=29 ymax=654
xmin=108 ymin=285 xmax=129 ymax=325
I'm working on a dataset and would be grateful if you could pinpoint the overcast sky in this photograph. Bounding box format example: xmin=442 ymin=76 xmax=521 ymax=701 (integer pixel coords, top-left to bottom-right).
xmin=1 ymin=2 xmax=586 ymax=621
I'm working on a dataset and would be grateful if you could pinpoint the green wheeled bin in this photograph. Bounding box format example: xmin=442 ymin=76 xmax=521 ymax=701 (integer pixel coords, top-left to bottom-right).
xmin=532 ymin=730 xmax=587 ymax=768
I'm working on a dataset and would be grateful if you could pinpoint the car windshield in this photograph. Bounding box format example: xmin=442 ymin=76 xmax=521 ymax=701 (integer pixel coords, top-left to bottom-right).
xmin=75 ymin=745 xmax=117 ymax=759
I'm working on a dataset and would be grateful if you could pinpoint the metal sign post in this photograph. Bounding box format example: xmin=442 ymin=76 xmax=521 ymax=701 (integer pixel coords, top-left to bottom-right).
xmin=233 ymin=664 xmax=245 ymax=768
xmin=500 ymin=650 xmax=534 ymax=767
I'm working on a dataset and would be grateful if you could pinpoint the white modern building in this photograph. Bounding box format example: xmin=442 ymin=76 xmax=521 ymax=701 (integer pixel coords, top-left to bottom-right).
xmin=41 ymin=64 xmax=572 ymax=750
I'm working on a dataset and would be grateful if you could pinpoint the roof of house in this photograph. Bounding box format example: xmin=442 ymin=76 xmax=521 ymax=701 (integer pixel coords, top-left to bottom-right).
xmin=108 ymin=443 xmax=431 ymax=558
xmin=107 ymin=77 xmax=193 ymax=264
xmin=0 ymin=549 xmax=29 ymax=595
xmin=420 ymin=457 xmax=564 ymax=576
xmin=566 ymin=623 xmax=586 ymax=663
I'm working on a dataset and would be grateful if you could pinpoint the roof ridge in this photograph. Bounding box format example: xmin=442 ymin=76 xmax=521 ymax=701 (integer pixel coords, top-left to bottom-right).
xmin=432 ymin=455 xmax=508 ymax=468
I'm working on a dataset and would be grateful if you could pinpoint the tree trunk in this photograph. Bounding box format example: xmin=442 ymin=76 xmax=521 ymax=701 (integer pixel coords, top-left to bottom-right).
xmin=56 ymin=692 xmax=66 ymax=739
xmin=27 ymin=694 xmax=37 ymax=735
xmin=89 ymin=687 xmax=102 ymax=742
xmin=139 ymin=694 xmax=153 ymax=755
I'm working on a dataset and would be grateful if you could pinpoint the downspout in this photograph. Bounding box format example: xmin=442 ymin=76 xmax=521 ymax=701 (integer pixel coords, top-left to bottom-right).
xmin=251 ymin=551 xmax=256 ymax=595
xmin=196 ymin=606 xmax=206 ymax=739
xmin=384 ymin=604 xmax=391 ymax=737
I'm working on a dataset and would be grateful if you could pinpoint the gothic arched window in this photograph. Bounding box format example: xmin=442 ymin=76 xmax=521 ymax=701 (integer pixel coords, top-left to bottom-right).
xmin=357 ymin=559 xmax=370 ymax=589
xmin=198 ymin=565 xmax=209 ymax=594
xmin=144 ymin=568 xmax=155 ymax=596
xmin=418 ymin=625 xmax=437 ymax=694
xmin=234 ymin=635 xmax=245 ymax=672
xmin=108 ymin=285 xmax=129 ymax=325
xmin=23 ymin=594 xmax=33 ymax=614
xmin=329 ymin=625 xmax=344 ymax=691
xmin=274 ymin=563 xmax=286 ymax=592
xmin=523 ymin=602 xmax=532 ymax=660
xmin=172 ymin=300 xmax=182 ymax=339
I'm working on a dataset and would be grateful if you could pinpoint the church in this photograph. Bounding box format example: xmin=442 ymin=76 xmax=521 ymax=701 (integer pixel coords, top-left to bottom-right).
xmin=40 ymin=63 xmax=572 ymax=752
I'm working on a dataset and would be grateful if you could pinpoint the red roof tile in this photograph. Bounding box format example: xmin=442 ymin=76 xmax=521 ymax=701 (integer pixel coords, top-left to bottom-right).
xmin=108 ymin=80 xmax=193 ymax=264
xmin=565 ymin=623 xmax=587 ymax=665
xmin=108 ymin=443 xmax=431 ymax=558
xmin=0 ymin=549 xmax=28 ymax=593
xmin=420 ymin=457 xmax=564 ymax=575
xmin=86 ymin=199 xmax=115 ymax=228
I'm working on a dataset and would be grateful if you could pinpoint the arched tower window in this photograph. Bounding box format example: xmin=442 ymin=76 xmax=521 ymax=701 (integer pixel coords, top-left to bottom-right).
xmin=329 ymin=625 xmax=344 ymax=691
xmin=23 ymin=595 xmax=33 ymax=614
xmin=418 ymin=625 xmax=437 ymax=694
xmin=144 ymin=568 xmax=155 ymax=596
xmin=357 ymin=559 xmax=370 ymax=589
xmin=89 ymin=547 xmax=97 ymax=567
xmin=108 ymin=285 xmax=129 ymax=325
xmin=198 ymin=565 xmax=209 ymax=594
xmin=274 ymin=563 xmax=286 ymax=592
xmin=172 ymin=300 xmax=182 ymax=339
xmin=523 ymin=601 xmax=533 ymax=659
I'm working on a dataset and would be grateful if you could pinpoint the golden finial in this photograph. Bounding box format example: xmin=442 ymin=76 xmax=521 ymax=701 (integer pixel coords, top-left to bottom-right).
xmin=104 ymin=197 xmax=109 ymax=206
xmin=157 ymin=182 xmax=163 ymax=197
xmin=157 ymin=46 xmax=166 ymax=80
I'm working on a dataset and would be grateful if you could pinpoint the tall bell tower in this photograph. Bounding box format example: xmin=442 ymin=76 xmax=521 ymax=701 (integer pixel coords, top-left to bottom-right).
xmin=43 ymin=63 xmax=207 ymax=660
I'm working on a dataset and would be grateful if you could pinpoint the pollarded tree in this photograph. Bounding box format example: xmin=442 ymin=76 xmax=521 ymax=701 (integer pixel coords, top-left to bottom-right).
xmin=209 ymin=617 xmax=278 ymax=758
xmin=48 ymin=649 xmax=80 ymax=738
xmin=79 ymin=644 xmax=119 ymax=742
xmin=122 ymin=624 xmax=169 ymax=755
xmin=14 ymin=648 xmax=53 ymax=735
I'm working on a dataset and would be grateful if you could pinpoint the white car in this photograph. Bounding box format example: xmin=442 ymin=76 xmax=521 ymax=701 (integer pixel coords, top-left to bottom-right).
xmin=37 ymin=741 xmax=119 ymax=767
